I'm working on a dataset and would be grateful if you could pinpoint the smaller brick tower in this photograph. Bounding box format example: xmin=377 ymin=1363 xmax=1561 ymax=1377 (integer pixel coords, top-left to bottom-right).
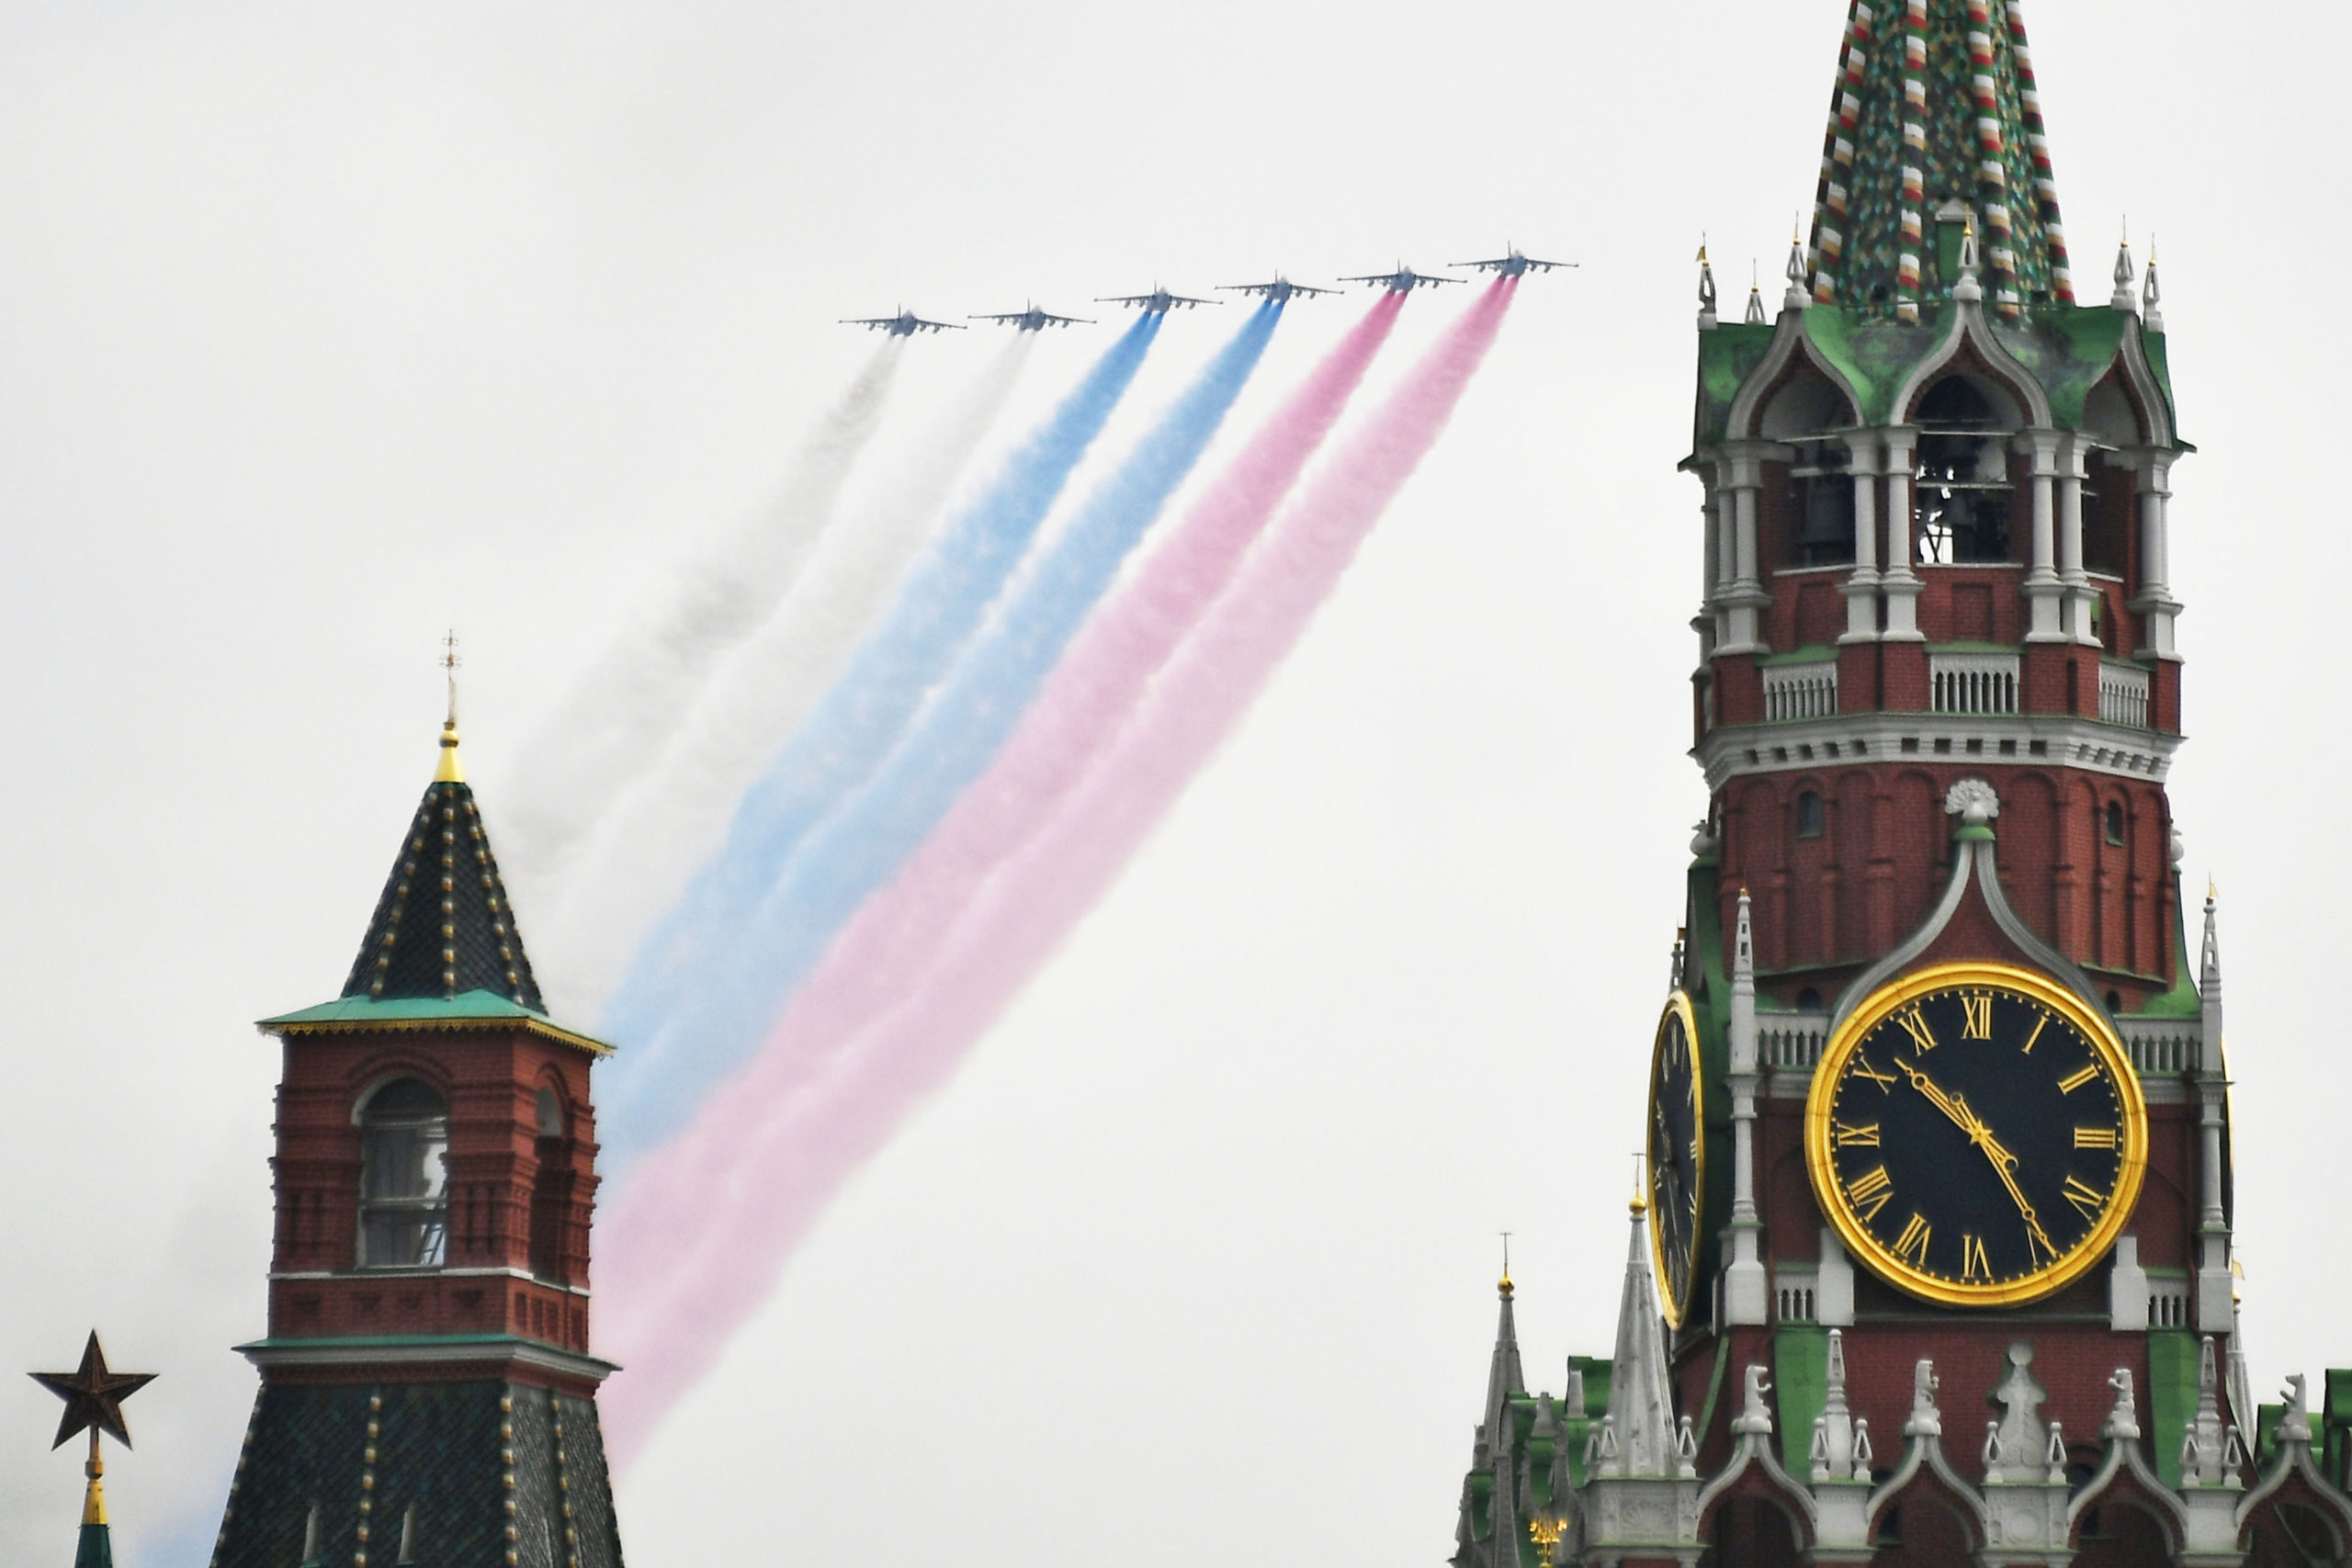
xmin=209 ymin=705 xmax=624 ymax=1568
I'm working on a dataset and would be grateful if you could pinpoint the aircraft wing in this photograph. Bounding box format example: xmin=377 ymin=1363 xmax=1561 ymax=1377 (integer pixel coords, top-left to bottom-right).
xmin=910 ymin=317 xmax=966 ymax=332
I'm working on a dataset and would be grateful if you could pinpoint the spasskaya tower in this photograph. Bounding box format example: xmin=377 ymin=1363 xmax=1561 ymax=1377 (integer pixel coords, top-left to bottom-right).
xmin=1445 ymin=5 xmax=2352 ymax=1565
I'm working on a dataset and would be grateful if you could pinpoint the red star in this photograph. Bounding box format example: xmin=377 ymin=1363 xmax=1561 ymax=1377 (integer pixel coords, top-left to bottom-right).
xmin=29 ymin=1333 xmax=154 ymax=1450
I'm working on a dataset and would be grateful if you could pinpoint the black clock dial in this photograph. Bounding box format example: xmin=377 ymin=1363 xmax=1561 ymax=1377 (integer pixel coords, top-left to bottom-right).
xmin=1809 ymin=966 xmax=2146 ymax=1306
xmin=1646 ymin=994 xmax=1703 ymax=1326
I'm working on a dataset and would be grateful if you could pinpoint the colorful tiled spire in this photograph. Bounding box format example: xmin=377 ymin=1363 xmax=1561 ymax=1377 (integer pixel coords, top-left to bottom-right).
xmin=1804 ymin=0 xmax=2074 ymax=318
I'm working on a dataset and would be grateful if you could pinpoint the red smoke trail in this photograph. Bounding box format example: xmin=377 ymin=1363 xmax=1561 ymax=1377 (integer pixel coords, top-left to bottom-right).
xmin=600 ymin=282 xmax=1507 ymax=1470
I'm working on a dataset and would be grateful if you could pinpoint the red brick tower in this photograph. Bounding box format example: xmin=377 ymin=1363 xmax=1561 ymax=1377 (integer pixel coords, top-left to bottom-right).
xmin=1447 ymin=5 xmax=2352 ymax=1565
xmin=209 ymin=707 xmax=624 ymax=1568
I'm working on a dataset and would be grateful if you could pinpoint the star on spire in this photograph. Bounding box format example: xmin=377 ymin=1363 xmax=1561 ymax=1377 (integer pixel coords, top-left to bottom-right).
xmin=31 ymin=1332 xmax=154 ymax=1451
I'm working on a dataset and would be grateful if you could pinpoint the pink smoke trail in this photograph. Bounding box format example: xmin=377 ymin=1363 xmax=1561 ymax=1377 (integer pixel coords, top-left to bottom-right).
xmin=599 ymin=281 xmax=1509 ymax=1468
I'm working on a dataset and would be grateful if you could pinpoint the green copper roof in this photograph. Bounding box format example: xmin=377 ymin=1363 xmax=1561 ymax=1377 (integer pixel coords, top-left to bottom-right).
xmin=1804 ymin=0 xmax=2074 ymax=319
xmin=259 ymin=989 xmax=612 ymax=1055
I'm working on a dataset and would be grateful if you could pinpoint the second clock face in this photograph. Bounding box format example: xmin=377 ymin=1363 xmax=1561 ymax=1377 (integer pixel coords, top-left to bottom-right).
xmin=1807 ymin=964 xmax=2147 ymax=1307
xmin=1646 ymin=991 xmax=1703 ymax=1328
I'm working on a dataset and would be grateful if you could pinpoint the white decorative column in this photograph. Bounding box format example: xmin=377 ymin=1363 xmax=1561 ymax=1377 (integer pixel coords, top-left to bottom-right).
xmin=1880 ymin=427 xmax=1924 ymax=640
xmin=1716 ymin=445 xmax=1773 ymax=655
xmin=2128 ymin=448 xmax=2183 ymax=659
xmin=2057 ymin=434 xmax=2098 ymax=644
xmin=2196 ymin=887 xmax=2233 ymax=1332
xmin=1724 ymin=893 xmax=1768 ymax=1325
xmin=2018 ymin=428 xmax=2066 ymax=642
xmin=1839 ymin=431 xmax=1882 ymax=643
xmin=1696 ymin=479 xmax=1722 ymax=660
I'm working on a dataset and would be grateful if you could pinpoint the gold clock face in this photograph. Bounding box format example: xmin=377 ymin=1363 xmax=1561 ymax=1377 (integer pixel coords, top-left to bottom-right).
xmin=1805 ymin=964 xmax=2147 ymax=1307
xmin=1645 ymin=991 xmax=1703 ymax=1328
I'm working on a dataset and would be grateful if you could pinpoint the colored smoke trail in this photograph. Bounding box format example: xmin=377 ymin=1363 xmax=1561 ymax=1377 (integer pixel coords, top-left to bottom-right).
xmin=601 ymin=306 xmax=1277 ymax=1171
xmin=598 ymin=286 xmax=1505 ymax=1463
xmin=499 ymin=341 xmax=902 ymax=903
xmin=534 ymin=335 xmax=1033 ymax=1018
xmin=592 ymin=316 xmax=1158 ymax=1139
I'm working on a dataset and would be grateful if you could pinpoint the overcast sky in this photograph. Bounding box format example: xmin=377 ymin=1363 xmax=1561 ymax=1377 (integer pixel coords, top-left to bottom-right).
xmin=2 ymin=2 xmax=2345 ymax=1564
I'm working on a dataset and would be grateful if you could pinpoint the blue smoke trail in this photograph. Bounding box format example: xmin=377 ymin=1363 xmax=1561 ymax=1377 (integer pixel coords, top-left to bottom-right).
xmin=597 ymin=315 xmax=1159 ymax=1130
xmin=605 ymin=304 xmax=1281 ymax=1168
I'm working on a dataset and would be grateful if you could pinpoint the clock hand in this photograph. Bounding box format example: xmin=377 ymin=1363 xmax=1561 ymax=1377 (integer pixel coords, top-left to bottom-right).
xmin=1942 ymin=1088 xmax=2065 ymax=1265
xmin=1897 ymin=1062 xmax=2064 ymax=1265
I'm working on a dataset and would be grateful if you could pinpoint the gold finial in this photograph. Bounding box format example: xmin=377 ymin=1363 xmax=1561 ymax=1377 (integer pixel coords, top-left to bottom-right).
xmin=2207 ymin=877 xmax=2218 ymax=903
xmin=1629 ymin=1152 xmax=1649 ymax=1216
xmin=1696 ymin=236 xmax=1709 ymax=265
xmin=435 ymin=630 xmax=466 ymax=784
xmin=1498 ymin=1232 xmax=1515 ymax=1297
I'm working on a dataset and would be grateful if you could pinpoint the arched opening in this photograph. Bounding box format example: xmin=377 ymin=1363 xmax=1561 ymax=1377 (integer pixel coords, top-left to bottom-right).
xmin=1796 ymin=789 xmax=1826 ymax=840
xmin=2105 ymin=800 xmax=2126 ymax=846
xmin=2072 ymin=1497 xmax=2177 ymax=1567
xmin=1764 ymin=375 xmax=1857 ymax=568
xmin=1871 ymin=1489 xmax=1979 ymax=1564
xmin=1705 ymin=1495 xmax=1803 ymax=1565
xmin=1913 ymin=375 xmax=2022 ymax=564
xmin=358 ymin=1079 xmax=448 ymax=1269
xmin=530 ymin=1081 xmax=574 ymax=1285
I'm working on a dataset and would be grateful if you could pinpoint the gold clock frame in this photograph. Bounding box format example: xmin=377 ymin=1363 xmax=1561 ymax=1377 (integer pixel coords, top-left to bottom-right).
xmin=1804 ymin=962 xmax=2149 ymax=1309
xmin=1646 ymin=989 xmax=1705 ymax=1329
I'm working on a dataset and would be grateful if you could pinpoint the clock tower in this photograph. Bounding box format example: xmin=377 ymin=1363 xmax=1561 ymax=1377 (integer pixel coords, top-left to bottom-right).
xmin=1449 ymin=4 xmax=2352 ymax=1564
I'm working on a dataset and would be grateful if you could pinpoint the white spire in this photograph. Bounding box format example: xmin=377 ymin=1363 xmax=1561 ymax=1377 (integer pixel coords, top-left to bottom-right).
xmin=1953 ymin=216 xmax=1984 ymax=306
xmin=2143 ymin=236 xmax=2165 ymax=332
xmin=1600 ymin=1197 xmax=1681 ymax=1477
xmin=2111 ymin=231 xmax=2138 ymax=312
xmin=2183 ymin=1336 xmax=2231 ymax=1486
xmin=1782 ymin=231 xmax=1811 ymax=310
xmin=1813 ymin=1329 xmax=1863 ymax=1482
xmin=1697 ymin=241 xmax=1719 ymax=330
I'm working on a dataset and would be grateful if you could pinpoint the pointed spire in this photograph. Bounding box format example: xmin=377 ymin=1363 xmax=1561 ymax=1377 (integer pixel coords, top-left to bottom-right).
xmin=2143 ymin=235 xmax=2165 ymax=331
xmin=1483 ymin=1258 xmax=1527 ymax=1440
xmin=1599 ymin=1190 xmax=1680 ymax=1477
xmin=1815 ymin=1329 xmax=1865 ymax=1482
xmin=1782 ymin=229 xmax=1811 ymax=311
xmin=2201 ymin=880 xmax=2222 ymax=996
xmin=2111 ymin=231 xmax=2138 ymax=312
xmin=338 ymin=699 xmax=547 ymax=1012
xmin=2182 ymin=1336 xmax=2232 ymax=1486
xmin=435 ymin=630 xmax=465 ymax=784
xmin=1804 ymin=0 xmax=2075 ymax=314
xmin=1697 ymin=240 xmax=1719 ymax=330
xmin=1952 ymin=214 xmax=1984 ymax=305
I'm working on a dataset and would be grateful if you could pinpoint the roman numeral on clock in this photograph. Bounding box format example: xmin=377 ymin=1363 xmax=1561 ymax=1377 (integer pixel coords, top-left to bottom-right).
xmin=2075 ymin=1126 xmax=2120 ymax=1149
xmin=2063 ymin=1175 xmax=2108 ymax=1221
xmin=1960 ymin=994 xmax=1992 ymax=1040
xmin=1832 ymin=1121 xmax=1881 ymax=1147
xmin=1846 ymin=1165 xmax=1894 ymax=1222
xmin=1848 ymin=1050 xmax=1898 ymax=1091
xmin=1893 ymin=1213 xmax=1932 ymax=1267
xmin=1893 ymin=1005 xmax=1939 ymax=1054
xmin=2057 ymin=1065 xmax=2100 ymax=1095
xmin=1961 ymin=1233 xmax=1991 ymax=1280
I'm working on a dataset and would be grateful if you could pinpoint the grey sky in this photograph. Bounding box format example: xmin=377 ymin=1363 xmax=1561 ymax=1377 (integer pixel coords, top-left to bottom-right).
xmin=0 ymin=2 xmax=2340 ymax=1564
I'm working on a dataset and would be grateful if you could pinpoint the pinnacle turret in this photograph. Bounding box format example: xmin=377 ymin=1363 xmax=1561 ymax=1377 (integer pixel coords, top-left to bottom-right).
xmin=1482 ymin=1273 xmax=1526 ymax=1444
xmin=1804 ymin=0 xmax=2074 ymax=318
xmin=1598 ymin=1199 xmax=1681 ymax=1478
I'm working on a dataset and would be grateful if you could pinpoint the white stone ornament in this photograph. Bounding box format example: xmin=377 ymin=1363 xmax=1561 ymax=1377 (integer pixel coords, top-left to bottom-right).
xmin=1943 ymin=777 xmax=2001 ymax=825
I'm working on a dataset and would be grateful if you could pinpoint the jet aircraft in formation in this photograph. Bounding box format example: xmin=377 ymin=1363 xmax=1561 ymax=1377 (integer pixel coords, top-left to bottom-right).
xmin=1095 ymin=284 xmax=1220 ymax=313
xmin=1453 ymin=247 xmax=1577 ymax=278
xmin=1218 ymin=276 xmax=1338 ymax=304
xmin=849 ymin=250 xmax=1568 ymax=333
xmin=1340 ymin=264 xmax=1463 ymax=293
xmin=842 ymin=310 xmax=964 ymax=336
xmin=970 ymin=304 xmax=1094 ymax=331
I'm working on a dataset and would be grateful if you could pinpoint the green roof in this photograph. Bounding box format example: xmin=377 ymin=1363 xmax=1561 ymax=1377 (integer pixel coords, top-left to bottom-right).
xmin=259 ymin=989 xmax=611 ymax=1055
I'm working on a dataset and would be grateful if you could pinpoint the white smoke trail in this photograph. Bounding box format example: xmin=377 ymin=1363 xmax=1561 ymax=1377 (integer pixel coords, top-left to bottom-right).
xmin=499 ymin=341 xmax=905 ymax=904
xmin=532 ymin=334 xmax=1034 ymax=1020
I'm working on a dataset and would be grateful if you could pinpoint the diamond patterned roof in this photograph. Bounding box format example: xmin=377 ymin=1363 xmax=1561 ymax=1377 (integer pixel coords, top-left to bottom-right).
xmin=1804 ymin=0 xmax=2074 ymax=319
xmin=338 ymin=727 xmax=544 ymax=1011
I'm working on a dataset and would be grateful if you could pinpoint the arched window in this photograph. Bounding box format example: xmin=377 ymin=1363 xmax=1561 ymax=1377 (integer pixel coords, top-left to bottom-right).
xmin=2104 ymin=801 xmax=2126 ymax=847
xmin=1914 ymin=377 xmax=2018 ymax=563
xmin=535 ymin=1086 xmax=565 ymax=1138
xmin=1796 ymin=789 xmax=1826 ymax=840
xmin=358 ymin=1078 xmax=448 ymax=1269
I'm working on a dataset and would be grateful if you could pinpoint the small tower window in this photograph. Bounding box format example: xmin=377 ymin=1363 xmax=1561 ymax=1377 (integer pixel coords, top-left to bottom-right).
xmin=2104 ymin=801 xmax=2126 ymax=847
xmin=1796 ymin=790 xmax=1826 ymax=840
xmin=358 ymin=1078 xmax=448 ymax=1269
xmin=536 ymin=1086 xmax=565 ymax=1138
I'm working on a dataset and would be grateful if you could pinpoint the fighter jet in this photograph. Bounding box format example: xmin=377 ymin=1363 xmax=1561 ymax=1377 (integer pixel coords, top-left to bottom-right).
xmin=1453 ymin=247 xmax=1578 ymax=278
xmin=842 ymin=310 xmax=964 ymax=336
xmin=969 ymin=303 xmax=1094 ymax=331
xmin=1095 ymin=284 xmax=1220 ymax=313
xmin=1340 ymin=265 xmax=1463 ymax=293
xmin=1217 ymin=275 xmax=1338 ymax=304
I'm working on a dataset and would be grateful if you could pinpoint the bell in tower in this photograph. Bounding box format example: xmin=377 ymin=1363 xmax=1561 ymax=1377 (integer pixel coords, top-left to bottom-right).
xmin=208 ymin=698 xmax=624 ymax=1568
